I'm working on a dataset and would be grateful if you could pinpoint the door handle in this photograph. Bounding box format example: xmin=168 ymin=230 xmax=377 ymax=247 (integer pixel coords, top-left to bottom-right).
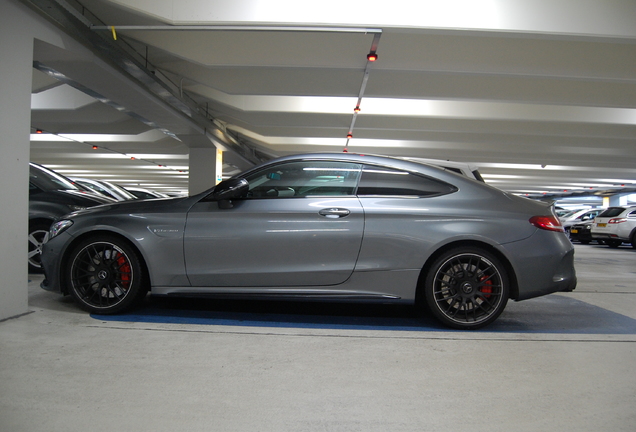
xmin=319 ymin=208 xmax=351 ymax=218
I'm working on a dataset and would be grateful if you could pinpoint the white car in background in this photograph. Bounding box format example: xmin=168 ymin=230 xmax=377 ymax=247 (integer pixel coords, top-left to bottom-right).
xmin=71 ymin=177 xmax=138 ymax=201
xmin=123 ymin=186 xmax=169 ymax=200
xmin=559 ymin=208 xmax=603 ymax=235
xmin=591 ymin=206 xmax=636 ymax=248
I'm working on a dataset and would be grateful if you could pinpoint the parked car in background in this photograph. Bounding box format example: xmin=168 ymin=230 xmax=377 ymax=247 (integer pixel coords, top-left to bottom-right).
xmin=40 ymin=153 xmax=576 ymax=330
xmin=591 ymin=206 xmax=636 ymax=248
xmin=29 ymin=163 xmax=115 ymax=272
xmin=560 ymin=208 xmax=603 ymax=235
xmin=122 ymin=186 xmax=169 ymax=200
xmin=71 ymin=178 xmax=138 ymax=201
xmin=569 ymin=221 xmax=597 ymax=244
xmin=556 ymin=208 xmax=576 ymax=218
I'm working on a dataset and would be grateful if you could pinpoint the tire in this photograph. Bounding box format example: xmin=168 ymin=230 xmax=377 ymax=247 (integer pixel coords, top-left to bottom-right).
xmin=28 ymin=221 xmax=51 ymax=273
xmin=606 ymin=240 xmax=622 ymax=248
xmin=423 ymin=247 xmax=509 ymax=330
xmin=66 ymin=235 xmax=147 ymax=314
xmin=631 ymin=233 xmax=636 ymax=249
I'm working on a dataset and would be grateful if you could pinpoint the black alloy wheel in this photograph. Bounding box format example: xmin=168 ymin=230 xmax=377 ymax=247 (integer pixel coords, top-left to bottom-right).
xmin=424 ymin=247 xmax=509 ymax=330
xmin=67 ymin=236 xmax=147 ymax=314
xmin=28 ymin=221 xmax=51 ymax=273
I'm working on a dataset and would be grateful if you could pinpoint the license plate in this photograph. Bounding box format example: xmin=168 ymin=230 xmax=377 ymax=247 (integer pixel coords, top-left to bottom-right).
xmin=570 ymin=229 xmax=578 ymax=234
xmin=597 ymin=223 xmax=607 ymax=227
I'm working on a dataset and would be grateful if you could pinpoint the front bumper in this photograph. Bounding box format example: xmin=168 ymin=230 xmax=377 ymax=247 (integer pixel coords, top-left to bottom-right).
xmin=39 ymin=231 xmax=74 ymax=294
xmin=569 ymin=225 xmax=593 ymax=242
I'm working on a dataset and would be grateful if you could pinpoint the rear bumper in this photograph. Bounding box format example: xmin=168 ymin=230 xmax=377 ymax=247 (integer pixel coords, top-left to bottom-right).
xmin=503 ymin=230 xmax=577 ymax=301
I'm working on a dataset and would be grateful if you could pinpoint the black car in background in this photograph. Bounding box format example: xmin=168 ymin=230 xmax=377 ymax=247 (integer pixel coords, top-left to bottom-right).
xmin=569 ymin=221 xmax=596 ymax=244
xmin=29 ymin=163 xmax=114 ymax=272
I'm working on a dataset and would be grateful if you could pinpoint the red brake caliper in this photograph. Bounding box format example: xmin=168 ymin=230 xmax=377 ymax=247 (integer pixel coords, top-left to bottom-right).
xmin=479 ymin=275 xmax=492 ymax=299
xmin=116 ymin=255 xmax=131 ymax=289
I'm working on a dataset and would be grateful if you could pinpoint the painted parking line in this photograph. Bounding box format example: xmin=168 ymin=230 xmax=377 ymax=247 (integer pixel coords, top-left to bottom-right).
xmin=93 ymin=295 xmax=636 ymax=335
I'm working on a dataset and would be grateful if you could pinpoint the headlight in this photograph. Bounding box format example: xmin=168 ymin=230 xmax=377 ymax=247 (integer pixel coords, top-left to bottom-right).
xmin=49 ymin=220 xmax=74 ymax=239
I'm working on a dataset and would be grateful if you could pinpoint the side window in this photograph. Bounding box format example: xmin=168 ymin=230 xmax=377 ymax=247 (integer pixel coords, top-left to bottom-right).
xmin=357 ymin=165 xmax=457 ymax=197
xmin=244 ymin=161 xmax=362 ymax=198
xmin=628 ymin=210 xmax=636 ymax=218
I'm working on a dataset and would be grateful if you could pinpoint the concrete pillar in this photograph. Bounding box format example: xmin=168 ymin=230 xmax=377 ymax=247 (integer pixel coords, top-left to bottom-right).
xmin=0 ymin=0 xmax=79 ymax=320
xmin=188 ymin=147 xmax=220 ymax=195
xmin=0 ymin=0 xmax=34 ymax=320
xmin=608 ymin=194 xmax=627 ymax=207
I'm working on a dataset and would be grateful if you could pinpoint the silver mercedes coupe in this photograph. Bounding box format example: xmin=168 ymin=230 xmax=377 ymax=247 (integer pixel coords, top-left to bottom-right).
xmin=40 ymin=153 xmax=576 ymax=329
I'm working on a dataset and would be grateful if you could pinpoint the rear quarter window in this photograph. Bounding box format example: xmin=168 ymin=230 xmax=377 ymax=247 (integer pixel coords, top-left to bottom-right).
xmin=356 ymin=166 xmax=457 ymax=197
xmin=598 ymin=207 xmax=627 ymax=218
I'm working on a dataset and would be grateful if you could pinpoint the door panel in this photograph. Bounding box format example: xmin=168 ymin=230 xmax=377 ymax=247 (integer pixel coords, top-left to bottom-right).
xmin=184 ymin=197 xmax=364 ymax=287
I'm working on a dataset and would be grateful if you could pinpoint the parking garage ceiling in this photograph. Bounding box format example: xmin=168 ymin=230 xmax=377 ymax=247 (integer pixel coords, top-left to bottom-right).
xmin=26 ymin=0 xmax=636 ymax=199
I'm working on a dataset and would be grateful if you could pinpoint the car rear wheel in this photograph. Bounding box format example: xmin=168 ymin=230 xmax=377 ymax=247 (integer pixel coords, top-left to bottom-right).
xmin=66 ymin=236 xmax=147 ymax=314
xmin=28 ymin=221 xmax=51 ymax=273
xmin=423 ymin=247 xmax=509 ymax=330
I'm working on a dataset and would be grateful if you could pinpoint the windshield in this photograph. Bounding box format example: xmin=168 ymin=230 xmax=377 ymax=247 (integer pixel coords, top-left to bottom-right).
xmin=29 ymin=164 xmax=79 ymax=192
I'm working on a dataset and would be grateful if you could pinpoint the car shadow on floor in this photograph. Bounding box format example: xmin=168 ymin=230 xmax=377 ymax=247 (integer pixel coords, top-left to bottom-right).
xmin=92 ymin=294 xmax=636 ymax=335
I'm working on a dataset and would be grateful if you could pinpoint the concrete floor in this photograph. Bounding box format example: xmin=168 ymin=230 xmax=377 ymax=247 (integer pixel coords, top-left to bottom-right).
xmin=1 ymin=244 xmax=635 ymax=432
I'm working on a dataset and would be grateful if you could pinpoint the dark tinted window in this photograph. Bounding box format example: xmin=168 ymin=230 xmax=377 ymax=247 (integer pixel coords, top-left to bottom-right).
xmin=445 ymin=167 xmax=462 ymax=175
xmin=244 ymin=161 xmax=362 ymax=198
xmin=598 ymin=207 xmax=627 ymax=218
xmin=472 ymin=170 xmax=485 ymax=182
xmin=356 ymin=166 xmax=457 ymax=197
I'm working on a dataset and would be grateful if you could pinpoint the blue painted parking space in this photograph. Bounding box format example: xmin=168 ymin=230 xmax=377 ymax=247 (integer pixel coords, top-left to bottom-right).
xmin=93 ymin=294 xmax=636 ymax=335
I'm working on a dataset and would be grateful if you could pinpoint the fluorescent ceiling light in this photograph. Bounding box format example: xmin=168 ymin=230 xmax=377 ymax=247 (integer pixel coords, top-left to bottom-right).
xmin=30 ymin=130 xmax=169 ymax=142
xmin=190 ymin=86 xmax=636 ymax=125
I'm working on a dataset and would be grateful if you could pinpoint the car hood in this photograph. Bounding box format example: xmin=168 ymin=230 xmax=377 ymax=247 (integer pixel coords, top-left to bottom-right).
xmin=65 ymin=195 xmax=194 ymax=218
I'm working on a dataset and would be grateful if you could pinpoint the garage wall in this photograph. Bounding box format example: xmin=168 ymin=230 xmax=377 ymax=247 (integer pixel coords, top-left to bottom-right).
xmin=0 ymin=0 xmax=77 ymax=320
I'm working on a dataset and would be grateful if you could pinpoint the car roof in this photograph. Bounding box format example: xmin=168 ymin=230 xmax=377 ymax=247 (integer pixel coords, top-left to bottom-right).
xmin=252 ymin=152 xmax=475 ymax=177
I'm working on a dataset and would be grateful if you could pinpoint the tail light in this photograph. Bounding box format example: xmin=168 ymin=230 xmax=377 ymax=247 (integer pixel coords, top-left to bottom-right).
xmin=529 ymin=215 xmax=564 ymax=232
xmin=609 ymin=218 xmax=627 ymax=224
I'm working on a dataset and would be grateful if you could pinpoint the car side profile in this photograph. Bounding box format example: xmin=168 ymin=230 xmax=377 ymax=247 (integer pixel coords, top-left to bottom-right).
xmin=39 ymin=153 xmax=576 ymax=329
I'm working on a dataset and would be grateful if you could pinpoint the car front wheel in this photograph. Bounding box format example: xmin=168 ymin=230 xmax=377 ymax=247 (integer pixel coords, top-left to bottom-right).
xmin=66 ymin=236 xmax=147 ymax=314
xmin=28 ymin=221 xmax=51 ymax=273
xmin=423 ymin=247 xmax=509 ymax=330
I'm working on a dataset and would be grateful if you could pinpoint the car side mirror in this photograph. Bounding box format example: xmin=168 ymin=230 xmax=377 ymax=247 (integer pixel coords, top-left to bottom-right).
xmin=209 ymin=178 xmax=249 ymax=209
